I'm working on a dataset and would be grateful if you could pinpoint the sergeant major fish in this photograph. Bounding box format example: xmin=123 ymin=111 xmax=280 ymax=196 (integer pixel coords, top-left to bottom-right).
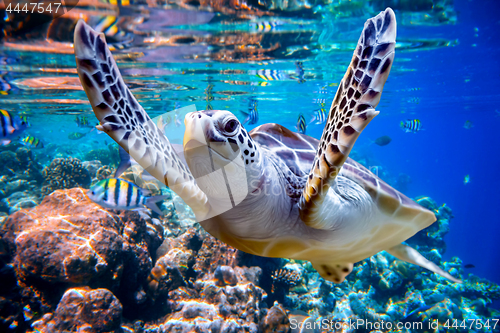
xmin=75 ymin=115 xmax=96 ymax=128
xmin=87 ymin=178 xmax=170 ymax=215
xmin=20 ymin=135 xmax=44 ymax=149
xmin=297 ymin=114 xmax=307 ymax=134
xmin=400 ymin=119 xmax=422 ymax=133
xmin=0 ymin=109 xmax=28 ymax=145
xmin=309 ymin=103 xmax=327 ymax=124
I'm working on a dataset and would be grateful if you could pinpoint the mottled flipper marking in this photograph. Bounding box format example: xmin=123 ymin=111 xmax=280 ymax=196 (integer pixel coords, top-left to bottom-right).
xmin=300 ymin=8 xmax=397 ymax=227
xmin=312 ymin=262 xmax=353 ymax=284
xmin=387 ymin=244 xmax=462 ymax=283
xmin=74 ymin=20 xmax=211 ymax=219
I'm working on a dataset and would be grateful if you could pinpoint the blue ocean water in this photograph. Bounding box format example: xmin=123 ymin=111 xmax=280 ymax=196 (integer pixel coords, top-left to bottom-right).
xmin=0 ymin=0 xmax=499 ymax=329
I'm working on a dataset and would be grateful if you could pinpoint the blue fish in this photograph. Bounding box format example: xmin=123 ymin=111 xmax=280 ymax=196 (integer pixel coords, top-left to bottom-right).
xmin=0 ymin=109 xmax=28 ymax=145
xmin=401 ymin=305 xmax=433 ymax=323
xmin=297 ymin=114 xmax=307 ymax=134
xmin=400 ymin=119 xmax=422 ymax=133
xmin=242 ymin=98 xmax=258 ymax=125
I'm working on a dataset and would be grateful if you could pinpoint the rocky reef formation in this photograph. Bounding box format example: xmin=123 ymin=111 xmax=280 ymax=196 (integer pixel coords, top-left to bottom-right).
xmin=0 ymin=189 xmax=498 ymax=332
xmin=0 ymin=148 xmax=43 ymax=215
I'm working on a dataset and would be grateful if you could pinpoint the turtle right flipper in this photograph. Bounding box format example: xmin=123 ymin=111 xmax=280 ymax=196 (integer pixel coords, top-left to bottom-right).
xmin=74 ymin=20 xmax=211 ymax=219
xmin=299 ymin=8 xmax=396 ymax=228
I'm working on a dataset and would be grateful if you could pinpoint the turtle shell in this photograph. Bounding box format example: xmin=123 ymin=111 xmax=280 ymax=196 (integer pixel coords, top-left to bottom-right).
xmin=250 ymin=123 xmax=428 ymax=219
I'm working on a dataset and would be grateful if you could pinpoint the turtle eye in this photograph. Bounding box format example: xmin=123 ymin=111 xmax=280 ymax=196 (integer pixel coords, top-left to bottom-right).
xmin=222 ymin=118 xmax=239 ymax=134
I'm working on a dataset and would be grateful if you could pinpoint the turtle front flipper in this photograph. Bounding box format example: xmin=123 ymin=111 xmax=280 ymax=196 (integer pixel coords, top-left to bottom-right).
xmin=74 ymin=20 xmax=211 ymax=219
xmin=299 ymin=8 xmax=396 ymax=227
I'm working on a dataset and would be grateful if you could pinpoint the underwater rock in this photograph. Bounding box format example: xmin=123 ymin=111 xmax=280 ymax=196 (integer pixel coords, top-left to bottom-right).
xmin=41 ymin=157 xmax=91 ymax=195
xmin=31 ymin=287 xmax=123 ymax=333
xmin=1 ymin=190 xmax=40 ymax=214
xmin=0 ymin=188 xmax=162 ymax=312
xmin=214 ymin=265 xmax=238 ymax=286
xmin=0 ymin=192 xmax=498 ymax=331
xmin=260 ymin=302 xmax=290 ymax=333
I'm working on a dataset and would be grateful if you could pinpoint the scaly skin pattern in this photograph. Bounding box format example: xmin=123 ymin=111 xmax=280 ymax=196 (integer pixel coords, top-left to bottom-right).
xmin=73 ymin=20 xmax=211 ymax=220
xmin=74 ymin=9 xmax=459 ymax=284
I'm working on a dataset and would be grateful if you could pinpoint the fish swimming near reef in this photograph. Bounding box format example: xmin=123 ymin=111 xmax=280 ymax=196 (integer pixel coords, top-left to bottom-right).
xmin=251 ymin=21 xmax=282 ymax=33
xmin=252 ymin=69 xmax=289 ymax=82
xmin=0 ymin=109 xmax=28 ymax=145
xmin=401 ymin=304 xmax=433 ymax=323
xmin=373 ymin=135 xmax=392 ymax=146
xmin=463 ymin=120 xmax=473 ymax=129
xmin=464 ymin=174 xmax=470 ymax=184
xmin=75 ymin=115 xmax=96 ymax=128
xmin=464 ymin=264 xmax=475 ymax=269
xmin=309 ymin=103 xmax=327 ymax=125
xmin=296 ymin=114 xmax=306 ymax=134
xmin=20 ymin=135 xmax=44 ymax=149
xmin=20 ymin=115 xmax=30 ymax=127
xmin=68 ymin=132 xmax=88 ymax=140
xmin=87 ymin=178 xmax=170 ymax=215
xmin=400 ymin=119 xmax=422 ymax=133
xmin=241 ymin=97 xmax=258 ymax=125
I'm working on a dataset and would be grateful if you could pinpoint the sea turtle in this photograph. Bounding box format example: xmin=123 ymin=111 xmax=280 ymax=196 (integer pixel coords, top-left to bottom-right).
xmin=73 ymin=8 xmax=461 ymax=284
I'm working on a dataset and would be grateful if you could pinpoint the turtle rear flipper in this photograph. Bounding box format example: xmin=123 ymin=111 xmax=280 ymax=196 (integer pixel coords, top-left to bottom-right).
xmin=387 ymin=244 xmax=462 ymax=283
xmin=74 ymin=20 xmax=211 ymax=220
xmin=300 ymin=8 xmax=396 ymax=228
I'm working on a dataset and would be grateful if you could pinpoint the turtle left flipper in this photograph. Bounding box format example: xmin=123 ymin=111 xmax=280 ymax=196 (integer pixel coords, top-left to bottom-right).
xmin=299 ymin=8 xmax=397 ymax=228
xmin=74 ymin=20 xmax=211 ymax=220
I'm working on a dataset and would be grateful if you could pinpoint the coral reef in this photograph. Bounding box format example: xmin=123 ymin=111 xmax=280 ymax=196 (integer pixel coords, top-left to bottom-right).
xmin=0 ymin=190 xmax=498 ymax=333
xmin=41 ymin=157 xmax=91 ymax=195
xmin=31 ymin=288 xmax=123 ymax=333
xmin=0 ymin=188 xmax=162 ymax=331
xmin=0 ymin=148 xmax=43 ymax=214
xmin=83 ymin=145 xmax=119 ymax=167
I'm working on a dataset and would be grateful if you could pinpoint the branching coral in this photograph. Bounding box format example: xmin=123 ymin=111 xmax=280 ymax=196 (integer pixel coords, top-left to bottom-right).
xmin=271 ymin=268 xmax=301 ymax=293
xmin=41 ymin=158 xmax=91 ymax=195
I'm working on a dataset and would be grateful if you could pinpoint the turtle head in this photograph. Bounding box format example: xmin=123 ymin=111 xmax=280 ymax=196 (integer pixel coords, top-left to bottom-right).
xmin=183 ymin=110 xmax=263 ymax=202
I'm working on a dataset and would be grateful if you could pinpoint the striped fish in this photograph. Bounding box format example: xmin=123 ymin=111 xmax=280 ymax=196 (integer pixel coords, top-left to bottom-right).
xmin=20 ymin=115 xmax=30 ymax=127
xmin=75 ymin=115 xmax=95 ymax=128
xmin=251 ymin=21 xmax=281 ymax=33
xmin=0 ymin=109 xmax=28 ymax=145
xmin=253 ymin=69 xmax=289 ymax=81
xmin=95 ymin=16 xmax=119 ymax=37
xmin=87 ymin=178 xmax=169 ymax=215
xmin=297 ymin=114 xmax=307 ymax=134
xmin=310 ymin=103 xmax=327 ymax=124
xmin=400 ymin=119 xmax=422 ymax=133
xmin=242 ymin=97 xmax=258 ymax=125
xmin=21 ymin=135 xmax=44 ymax=149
